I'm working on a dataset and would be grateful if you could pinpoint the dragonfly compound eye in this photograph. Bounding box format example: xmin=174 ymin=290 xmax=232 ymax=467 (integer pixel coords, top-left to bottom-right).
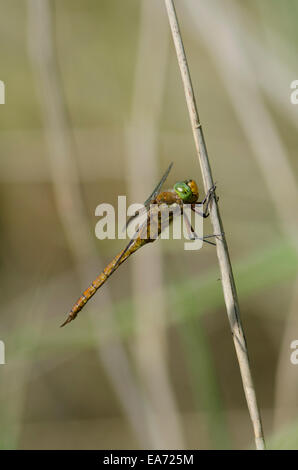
xmin=174 ymin=181 xmax=193 ymax=202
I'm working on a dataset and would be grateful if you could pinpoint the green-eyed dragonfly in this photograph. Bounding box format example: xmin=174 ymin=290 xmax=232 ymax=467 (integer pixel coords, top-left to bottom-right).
xmin=61 ymin=162 xmax=218 ymax=326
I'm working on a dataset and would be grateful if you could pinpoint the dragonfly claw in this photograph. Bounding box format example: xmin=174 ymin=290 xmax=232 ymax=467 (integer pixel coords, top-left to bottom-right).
xmin=206 ymin=183 xmax=217 ymax=200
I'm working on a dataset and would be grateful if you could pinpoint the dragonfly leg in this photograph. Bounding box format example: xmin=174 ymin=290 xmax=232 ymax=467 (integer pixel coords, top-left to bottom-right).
xmin=183 ymin=212 xmax=196 ymax=240
xmin=200 ymin=183 xmax=216 ymax=205
xmin=194 ymin=183 xmax=217 ymax=218
xmin=203 ymin=232 xmax=224 ymax=240
xmin=191 ymin=205 xmax=208 ymax=218
xmin=183 ymin=212 xmax=216 ymax=246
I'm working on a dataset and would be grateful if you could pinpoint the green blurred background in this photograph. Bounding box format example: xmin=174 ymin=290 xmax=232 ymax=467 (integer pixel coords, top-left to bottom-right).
xmin=0 ymin=0 xmax=298 ymax=449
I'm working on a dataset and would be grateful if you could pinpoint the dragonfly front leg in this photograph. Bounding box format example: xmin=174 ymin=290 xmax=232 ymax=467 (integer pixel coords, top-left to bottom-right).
xmin=183 ymin=212 xmax=216 ymax=246
xmin=192 ymin=183 xmax=217 ymax=218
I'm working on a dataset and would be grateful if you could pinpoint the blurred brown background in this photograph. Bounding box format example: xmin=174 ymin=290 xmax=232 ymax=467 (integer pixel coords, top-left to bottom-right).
xmin=0 ymin=0 xmax=298 ymax=449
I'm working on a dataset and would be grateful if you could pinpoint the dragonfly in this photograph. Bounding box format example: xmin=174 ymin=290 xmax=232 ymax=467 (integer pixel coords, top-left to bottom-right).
xmin=61 ymin=162 xmax=218 ymax=327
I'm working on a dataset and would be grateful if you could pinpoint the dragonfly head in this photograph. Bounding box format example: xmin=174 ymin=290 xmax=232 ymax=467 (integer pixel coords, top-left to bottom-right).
xmin=174 ymin=179 xmax=199 ymax=203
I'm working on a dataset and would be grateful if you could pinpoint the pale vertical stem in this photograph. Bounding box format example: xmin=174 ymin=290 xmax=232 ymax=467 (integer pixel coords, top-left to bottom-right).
xmin=125 ymin=0 xmax=184 ymax=449
xmin=185 ymin=0 xmax=298 ymax=433
xmin=164 ymin=0 xmax=265 ymax=449
xmin=27 ymin=0 xmax=153 ymax=447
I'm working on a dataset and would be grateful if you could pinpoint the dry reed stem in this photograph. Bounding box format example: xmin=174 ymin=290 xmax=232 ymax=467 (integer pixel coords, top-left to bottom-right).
xmin=164 ymin=0 xmax=265 ymax=450
xmin=185 ymin=0 xmax=298 ymax=434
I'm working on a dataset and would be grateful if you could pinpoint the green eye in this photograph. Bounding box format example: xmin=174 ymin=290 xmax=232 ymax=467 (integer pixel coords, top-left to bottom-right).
xmin=174 ymin=182 xmax=193 ymax=202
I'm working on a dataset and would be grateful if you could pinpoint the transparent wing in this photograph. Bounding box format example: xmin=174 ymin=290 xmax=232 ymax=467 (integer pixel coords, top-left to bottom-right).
xmin=143 ymin=161 xmax=173 ymax=207
xmin=122 ymin=205 xmax=148 ymax=233
xmin=124 ymin=162 xmax=173 ymax=231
